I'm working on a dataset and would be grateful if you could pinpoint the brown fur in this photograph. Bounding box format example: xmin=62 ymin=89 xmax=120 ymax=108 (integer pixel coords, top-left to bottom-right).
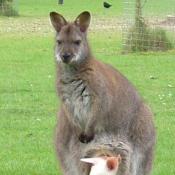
xmin=50 ymin=11 xmax=156 ymax=175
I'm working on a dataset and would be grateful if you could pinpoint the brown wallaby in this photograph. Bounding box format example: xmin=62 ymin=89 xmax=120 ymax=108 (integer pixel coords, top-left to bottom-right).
xmin=50 ymin=11 xmax=156 ymax=175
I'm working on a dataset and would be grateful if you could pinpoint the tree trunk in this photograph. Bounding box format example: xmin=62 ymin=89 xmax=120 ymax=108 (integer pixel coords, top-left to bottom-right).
xmin=135 ymin=0 xmax=142 ymax=27
xmin=58 ymin=0 xmax=63 ymax=4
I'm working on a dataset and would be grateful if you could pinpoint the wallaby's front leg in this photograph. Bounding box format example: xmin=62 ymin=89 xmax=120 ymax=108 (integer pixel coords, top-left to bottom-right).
xmin=55 ymin=108 xmax=76 ymax=175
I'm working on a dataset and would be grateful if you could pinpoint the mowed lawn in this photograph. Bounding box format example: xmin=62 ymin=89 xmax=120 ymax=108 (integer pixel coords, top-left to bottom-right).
xmin=0 ymin=0 xmax=175 ymax=175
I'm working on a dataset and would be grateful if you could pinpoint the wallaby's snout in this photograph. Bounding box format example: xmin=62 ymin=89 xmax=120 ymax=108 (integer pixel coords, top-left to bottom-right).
xmin=61 ymin=52 xmax=73 ymax=63
xmin=50 ymin=11 xmax=91 ymax=65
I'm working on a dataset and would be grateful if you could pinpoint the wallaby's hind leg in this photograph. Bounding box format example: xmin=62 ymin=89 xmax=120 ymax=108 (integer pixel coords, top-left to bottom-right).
xmin=131 ymin=147 xmax=154 ymax=175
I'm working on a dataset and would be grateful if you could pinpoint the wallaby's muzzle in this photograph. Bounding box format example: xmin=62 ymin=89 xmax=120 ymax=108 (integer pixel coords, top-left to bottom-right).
xmin=61 ymin=53 xmax=73 ymax=64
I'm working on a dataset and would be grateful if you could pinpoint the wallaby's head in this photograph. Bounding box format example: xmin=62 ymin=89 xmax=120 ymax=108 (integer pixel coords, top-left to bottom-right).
xmin=50 ymin=11 xmax=91 ymax=65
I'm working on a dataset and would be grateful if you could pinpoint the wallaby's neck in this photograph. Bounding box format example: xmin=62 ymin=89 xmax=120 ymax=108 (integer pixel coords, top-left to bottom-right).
xmin=58 ymin=55 xmax=94 ymax=83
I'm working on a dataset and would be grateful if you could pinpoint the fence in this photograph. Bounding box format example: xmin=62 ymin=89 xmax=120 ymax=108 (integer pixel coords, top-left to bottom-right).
xmin=122 ymin=0 xmax=175 ymax=52
xmin=0 ymin=0 xmax=18 ymax=16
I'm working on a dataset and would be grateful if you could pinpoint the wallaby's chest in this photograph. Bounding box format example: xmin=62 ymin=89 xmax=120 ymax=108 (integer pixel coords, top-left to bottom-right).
xmin=60 ymin=79 xmax=92 ymax=130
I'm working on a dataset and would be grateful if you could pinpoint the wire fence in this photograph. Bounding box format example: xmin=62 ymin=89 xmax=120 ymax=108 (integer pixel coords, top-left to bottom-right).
xmin=122 ymin=0 xmax=175 ymax=52
xmin=0 ymin=0 xmax=18 ymax=16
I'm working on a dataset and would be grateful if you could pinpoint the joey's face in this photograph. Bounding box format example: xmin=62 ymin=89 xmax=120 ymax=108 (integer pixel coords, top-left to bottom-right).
xmin=50 ymin=11 xmax=91 ymax=65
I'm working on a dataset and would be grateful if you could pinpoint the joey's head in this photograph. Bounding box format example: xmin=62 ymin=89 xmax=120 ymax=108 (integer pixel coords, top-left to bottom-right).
xmin=81 ymin=155 xmax=121 ymax=175
xmin=50 ymin=11 xmax=91 ymax=65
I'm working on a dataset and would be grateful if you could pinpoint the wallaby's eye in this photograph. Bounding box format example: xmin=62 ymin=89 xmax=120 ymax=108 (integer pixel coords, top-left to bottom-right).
xmin=57 ymin=40 xmax=62 ymax=45
xmin=73 ymin=40 xmax=81 ymax=46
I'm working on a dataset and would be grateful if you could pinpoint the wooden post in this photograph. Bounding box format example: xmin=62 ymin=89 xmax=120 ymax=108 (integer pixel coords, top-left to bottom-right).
xmin=58 ymin=0 xmax=64 ymax=4
xmin=135 ymin=0 xmax=142 ymax=27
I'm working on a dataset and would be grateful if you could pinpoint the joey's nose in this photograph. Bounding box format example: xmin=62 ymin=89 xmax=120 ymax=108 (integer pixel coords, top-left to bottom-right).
xmin=61 ymin=53 xmax=72 ymax=63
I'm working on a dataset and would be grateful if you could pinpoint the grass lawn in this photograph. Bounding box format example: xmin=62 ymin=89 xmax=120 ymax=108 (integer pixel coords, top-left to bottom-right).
xmin=0 ymin=0 xmax=175 ymax=175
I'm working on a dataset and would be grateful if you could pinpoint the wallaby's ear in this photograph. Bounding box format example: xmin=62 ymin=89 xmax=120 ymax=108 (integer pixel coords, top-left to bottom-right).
xmin=50 ymin=12 xmax=67 ymax=32
xmin=74 ymin=11 xmax=91 ymax=32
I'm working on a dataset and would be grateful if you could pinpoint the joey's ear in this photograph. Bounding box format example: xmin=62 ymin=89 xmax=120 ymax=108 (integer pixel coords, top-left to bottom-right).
xmin=80 ymin=157 xmax=101 ymax=165
xmin=106 ymin=156 xmax=121 ymax=171
xmin=74 ymin=11 xmax=91 ymax=32
xmin=50 ymin=12 xmax=67 ymax=32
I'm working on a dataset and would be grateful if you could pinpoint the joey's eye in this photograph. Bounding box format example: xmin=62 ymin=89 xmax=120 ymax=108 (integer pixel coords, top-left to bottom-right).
xmin=57 ymin=40 xmax=62 ymax=45
xmin=73 ymin=40 xmax=81 ymax=46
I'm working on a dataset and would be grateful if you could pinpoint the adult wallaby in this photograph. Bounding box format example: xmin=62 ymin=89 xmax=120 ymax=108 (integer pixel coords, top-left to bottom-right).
xmin=49 ymin=11 xmax=156 ymax=175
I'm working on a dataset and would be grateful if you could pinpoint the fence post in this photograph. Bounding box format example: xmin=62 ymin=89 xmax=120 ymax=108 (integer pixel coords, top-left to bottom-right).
xmin=58 ymin=0 xmax=64 ymax=4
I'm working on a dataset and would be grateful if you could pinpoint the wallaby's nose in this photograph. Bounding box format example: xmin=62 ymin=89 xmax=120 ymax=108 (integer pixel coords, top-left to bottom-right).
xmin=61 ymin=53 xmax=72 ymax=63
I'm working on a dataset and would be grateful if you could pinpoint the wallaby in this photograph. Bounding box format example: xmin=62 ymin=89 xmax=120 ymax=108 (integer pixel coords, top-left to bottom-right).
xmin=50 ymin=11 xmax=156 ymax=175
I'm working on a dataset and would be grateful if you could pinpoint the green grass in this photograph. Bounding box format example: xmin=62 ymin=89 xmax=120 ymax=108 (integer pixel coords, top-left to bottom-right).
xmin=0 ymin=0 xmax=175 ymax=175
xmin=18 ymin=0 xmax=175 ymax=18
xmin=143 ymin=0 xmax=175 ymax=17
xmin=19 ymin=0 xmax=123 ymax=18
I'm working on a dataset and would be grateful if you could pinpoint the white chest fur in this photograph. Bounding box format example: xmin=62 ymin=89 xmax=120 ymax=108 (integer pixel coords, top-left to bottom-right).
xmin=61 ymin=79 xmax=92 ymax=130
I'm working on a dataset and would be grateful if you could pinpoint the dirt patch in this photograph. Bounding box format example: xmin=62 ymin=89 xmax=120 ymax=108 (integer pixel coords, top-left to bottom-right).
xmin=0 ymin=17 xmax=52 ymax=34
xmin=0 ymin=16 xmax=174 ymax=45
xmin=0 ymin=17 xmax=123 ymax=35
xmin=144 ymin=16 xmax=175 ymax=31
